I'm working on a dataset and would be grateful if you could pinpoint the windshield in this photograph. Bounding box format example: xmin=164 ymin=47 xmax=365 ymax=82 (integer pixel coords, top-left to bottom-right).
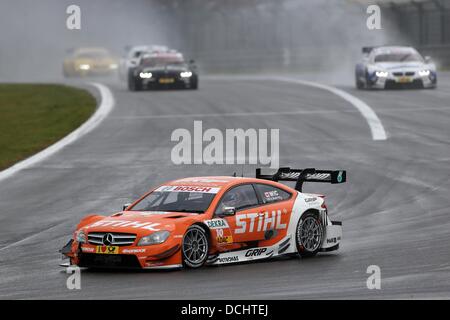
xmin=133 ymin=51 xmax=144 ymax=58
xmin=374 ymin=52 xmax=423 ymax=63
xmin=129 ymin=186 xmax=218 ymax=213
xmin=141 ymin=56 xmax=185 ymax=67
xmin=76 ymin=51 xmax=110 ymax=59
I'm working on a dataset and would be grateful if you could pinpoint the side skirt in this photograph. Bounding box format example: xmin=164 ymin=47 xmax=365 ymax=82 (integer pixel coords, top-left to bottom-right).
xmin=207 ymin=236 xmax=292 ymax=266
xmin=143 ymin=264 xmax=183 ymax=270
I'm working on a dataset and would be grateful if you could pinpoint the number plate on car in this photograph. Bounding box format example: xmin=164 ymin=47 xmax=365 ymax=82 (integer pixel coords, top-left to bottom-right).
xmin=397 ymin=77 xmax=412 ymax=83
xmin=159 ymin=78 xmax=174 ymax=84
xmin=95 ymin=246 xmax=119 ymax=254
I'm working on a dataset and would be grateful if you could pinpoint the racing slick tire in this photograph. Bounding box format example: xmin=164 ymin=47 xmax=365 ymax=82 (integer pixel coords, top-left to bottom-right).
xmin=295 ymin=211 xmax=324 ymax=258
xmin=128 ymin=70 xmax=143 ymax=91
xmin=364 ymin=69 xmax=373 ymax=90
xmin=182 ymin=225 xmax=209 ymax=268
xmin=429 ymin=77 xmax=437 ymax=89
xmin=355 ymin=75 xmax=364 ymax=90
xmin=190 ymin=76 xmax=198 ymax=90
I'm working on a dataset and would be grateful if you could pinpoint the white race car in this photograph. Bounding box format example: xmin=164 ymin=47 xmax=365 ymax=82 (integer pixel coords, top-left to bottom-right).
xmin=355 ymin=46 xmax=437 ymax=89
xmin=119 ymin=45 xmax=169 ymax=80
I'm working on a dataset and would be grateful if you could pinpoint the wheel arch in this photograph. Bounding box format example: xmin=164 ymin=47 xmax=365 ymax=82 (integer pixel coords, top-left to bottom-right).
xmin=302 ymin=208 xmax=320 ymax=217
xmin=181 ymin=222 xmax=211 ymax=268
xmin=295 ymin=209 xmax=324 ymax=257
xmin=191 ymin=222 xmax=212 ymax=243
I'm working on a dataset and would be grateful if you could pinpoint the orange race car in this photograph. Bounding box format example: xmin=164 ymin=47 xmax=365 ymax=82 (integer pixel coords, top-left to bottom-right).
xmin=60 ymin=167 xmax=346 ymax=269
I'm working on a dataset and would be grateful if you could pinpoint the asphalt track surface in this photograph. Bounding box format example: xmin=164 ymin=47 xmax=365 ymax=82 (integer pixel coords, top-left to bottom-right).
xmin=0 ymin=73 xmax=449 ymax=299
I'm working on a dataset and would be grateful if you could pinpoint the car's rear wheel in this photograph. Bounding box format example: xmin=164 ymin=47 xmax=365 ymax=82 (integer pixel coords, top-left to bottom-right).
xmin=296 ymin=211 xmax=323 ymax=258
xmin=182 ymin=225 xmax=209 ymax=268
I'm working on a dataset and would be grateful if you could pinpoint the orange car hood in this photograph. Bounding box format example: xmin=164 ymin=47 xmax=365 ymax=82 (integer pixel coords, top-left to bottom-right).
xmin=82 ymin=211 xmax=198 ymax=235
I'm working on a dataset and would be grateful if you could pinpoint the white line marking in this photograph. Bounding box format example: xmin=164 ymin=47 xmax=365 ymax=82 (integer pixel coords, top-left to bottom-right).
xmin=273 ymin=77 xmax=387 ymax=140
xmin=0 ymin=83 xmax=114 ymax=182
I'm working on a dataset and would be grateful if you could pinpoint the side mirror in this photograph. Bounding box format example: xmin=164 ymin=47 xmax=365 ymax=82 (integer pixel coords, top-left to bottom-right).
xmin=424 ymin=56 xmax=432 ymax=63
xmin=122 ymin=203 xmax=131 ymax=211
xmin=221 ymin=207 xmax=236 ymax=216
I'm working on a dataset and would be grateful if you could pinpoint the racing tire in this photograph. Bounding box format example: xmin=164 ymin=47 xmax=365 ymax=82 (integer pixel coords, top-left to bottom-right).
xmin=128 ymin=77 xmax=142 ymax=91
xmin=355 ymin=76 xmax=364 ymax=90
xmin=295 ymin=211 xmax=324 ymax=258
xmin=128 ymin=69 xmax=142 ymax=91
xmin=428 ymin=79 xmax=437 ymax=89
xmin=182 ymin=225 xmax=209 ymax=268
xmin=364 ymin=69 xmax=373 ymax=90
xmin=190 ymin=77 xmax=198 ymax=90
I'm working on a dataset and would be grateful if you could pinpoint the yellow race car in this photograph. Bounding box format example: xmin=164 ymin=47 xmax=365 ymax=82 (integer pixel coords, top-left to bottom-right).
xmin=63 ymin=47 xmax=118 ymax=77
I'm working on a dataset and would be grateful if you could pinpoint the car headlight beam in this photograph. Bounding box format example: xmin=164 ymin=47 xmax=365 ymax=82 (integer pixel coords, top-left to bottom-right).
xmin=79 ymin=64 xmax=90 ymax=70
xmin=375 ymin=71 xmax=388 ymax=78
xmin=418 ymin=70 xmax=430 ymax=77
xmin=138 ymin=231 xmax=170 ymax=246
xmin=180 ymin=71 xmax=193 ymax=78
xmin=139 ymin=72 xmax=152 ymax=79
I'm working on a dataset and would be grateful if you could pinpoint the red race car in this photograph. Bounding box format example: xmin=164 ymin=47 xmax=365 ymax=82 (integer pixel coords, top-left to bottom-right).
xmin=60 ymin=167 xmax=346 ymax=269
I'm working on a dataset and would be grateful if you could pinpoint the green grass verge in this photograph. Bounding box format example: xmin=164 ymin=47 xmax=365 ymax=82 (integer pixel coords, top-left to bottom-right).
xmin=0 ymin=84 xmax=96 ymax=171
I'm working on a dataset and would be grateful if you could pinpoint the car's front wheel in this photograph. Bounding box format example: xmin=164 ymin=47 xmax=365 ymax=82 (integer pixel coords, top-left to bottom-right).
xmin=190 ymin=76 xmax=198 ymax=90
xmin=128 ymin=69 xmax=142 ymax=91
xmin=296 ymin=211 xmax=324 ymax=258
xmin=355 ymin=74 xmax=364 ymax=89
xmin=182 ymin=225 xmax=209 ymax=268
xmin=128 ymin=78 xmax=142 ymax=91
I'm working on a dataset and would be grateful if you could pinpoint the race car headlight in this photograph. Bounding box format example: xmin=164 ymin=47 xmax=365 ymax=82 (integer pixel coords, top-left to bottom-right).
xmin=418 ymin=70 xmax=430 ymax=76
xmin=76 ymin=230 xmax=87 ymax=244
xmin=138 ymin=231 xmax=170 ymax=246
xmin=79 ymin=64 xmax=90 ymax=70
xmin=180 ymin=71 xmax=192 ymax=78
xmin=375 ymin=71 xmax=388 ymax=78
xmin=139 ymin=72 xmax=152 ymax=79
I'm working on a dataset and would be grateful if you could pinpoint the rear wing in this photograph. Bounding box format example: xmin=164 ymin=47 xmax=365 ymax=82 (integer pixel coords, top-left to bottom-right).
xmin=256 ymin=167 xmax=346 ymax=192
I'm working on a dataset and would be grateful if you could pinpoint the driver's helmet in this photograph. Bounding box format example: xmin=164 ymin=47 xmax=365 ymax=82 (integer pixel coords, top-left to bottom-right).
xmin=222 ymin=191 xmax=241 ymax=208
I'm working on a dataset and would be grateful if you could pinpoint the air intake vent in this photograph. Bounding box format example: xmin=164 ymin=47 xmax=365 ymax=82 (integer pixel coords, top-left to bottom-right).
xmin=88 ymin=232 xmax=137 ymax=246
